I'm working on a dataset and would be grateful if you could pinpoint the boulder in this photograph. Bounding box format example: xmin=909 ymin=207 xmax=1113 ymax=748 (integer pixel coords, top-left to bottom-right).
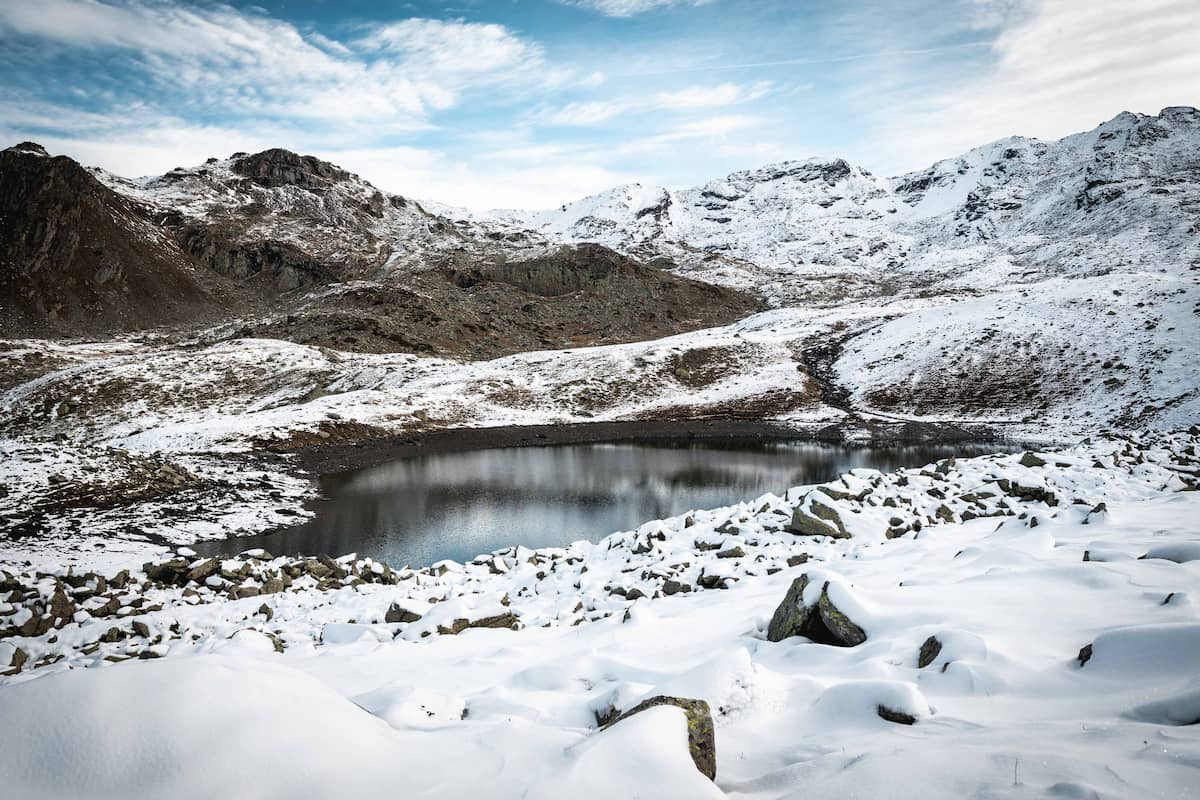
xmin=1019 ymin=452 xmax=1047 ymax=468
xmin=876 ymin=704 xmax=918 ymax=725
xmin=917 ymin=635 xmax=942 ymax=668
xmin=186 ymin=558 xmax=220 ymax=584
xmin=384 ymin=603 xmax=422 ymax=624
xmin=662 ymin=579 xmax=692 ymax=596
xmin=604 ymin=696 xmax=716 ymax=781
xmin=786 ymin=492 xmax=850 ymax=538
xmin=766 ymin=574 xmax=868 ymax=647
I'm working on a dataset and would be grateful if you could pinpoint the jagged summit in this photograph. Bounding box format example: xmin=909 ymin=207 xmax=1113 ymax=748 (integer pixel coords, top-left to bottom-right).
xmin=228 ymin=148 xmax=354 ymax=191
xmin=4 ymin=141 xmax=49 ymax=157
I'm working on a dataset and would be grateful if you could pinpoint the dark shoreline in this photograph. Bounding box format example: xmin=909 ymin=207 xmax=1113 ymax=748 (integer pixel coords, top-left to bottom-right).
xmin=289 ymin=417 xmax=1010 ymax=477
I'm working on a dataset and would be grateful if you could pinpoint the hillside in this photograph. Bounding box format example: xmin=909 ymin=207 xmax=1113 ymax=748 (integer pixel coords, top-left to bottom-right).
xmin=470 ymin=107 xmax=1200 ymax=306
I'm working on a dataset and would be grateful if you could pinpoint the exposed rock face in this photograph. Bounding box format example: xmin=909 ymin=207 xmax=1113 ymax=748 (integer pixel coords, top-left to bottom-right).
xmin=177 ymin=225 xmax=334 ymax=293
xmin=469 ymin=244 xmax=643 ymax=297
xmin=230 ymin=149 xmax=353 ymax=191
xmin=605 ymin=695 xmax=717 ymax=781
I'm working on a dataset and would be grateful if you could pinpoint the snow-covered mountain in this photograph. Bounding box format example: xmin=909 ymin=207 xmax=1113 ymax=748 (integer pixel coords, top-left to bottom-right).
xmin=472 ymin=107 xmax=1199 ymax=304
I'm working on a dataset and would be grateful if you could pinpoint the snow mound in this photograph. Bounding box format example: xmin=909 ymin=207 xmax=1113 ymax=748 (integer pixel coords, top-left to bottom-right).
xmin=0 ymin=656 xmax=401 ymax=799
xmin=1081 ymin=623 xmax=1200 ymax=678
xmin=810 ymin=679 xmax=931 ymax=727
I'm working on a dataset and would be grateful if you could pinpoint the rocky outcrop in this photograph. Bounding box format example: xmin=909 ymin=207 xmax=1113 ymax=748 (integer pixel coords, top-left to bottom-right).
xmin=230 ymin=149 xmax=352 ymax=191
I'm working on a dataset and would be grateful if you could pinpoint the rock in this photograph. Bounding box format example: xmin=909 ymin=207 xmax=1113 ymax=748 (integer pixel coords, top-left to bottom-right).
xmin=766 ymin=574 xmax=867 ymax=647
xmin=469 ymin=612 xmax=519 ymax=630
xmin=786 ymin=553 xmax=809 ymax=567
xmin=262 ymin=577 xmax=285 ymax=594
xmin=5 ymin=645 xmax=28 ymax=672
xmin=257 ymin=603 xmax=273 ymax=622
xmin=786 ymin=492 xmax=850 ymax=538
xmin=877 ymin=704 xmax=918 ymax=725
xmin=100 ymin=626 xmax=125 ymax=643
xmin=816 ymin=586 xmax=868 ymax=647
xmin=625 ymin=587 xmax=646 ymax=600
xmin=109 ymin=569 xmax=130 ymax=590
xmin=1077 ymin=643 xmax=1093 ymax=666
xmin=662 ymin=579 xmax=691 ymax=596
xmin=716 ymin=546 xmax=746 ymax=559
xmin=918 ymin=635 xmax=942 ymax=668
xmin=144 ymin=558 xmax=191 ymax=585
xmin=1019 ymin=452 xmax=1047 ymax=468
xmin=605 ymin=696 xmax=716 ymax=781
xmin=766 ymin=574 xmax=812 ymax=642
xmin=186 ymin=558 xmax=220 ymax=584
xmin=385 ymin=602 xmax=422 ymax=624
xmin=48 ymin=589 xmax=75 ymax=622
xmin=437 ymin=619 xmax=470 ymax=636
xmin=131 ymin=620 xmax=150 ymax=638
xmin=90 ymin=596 xmax=121 ymax=618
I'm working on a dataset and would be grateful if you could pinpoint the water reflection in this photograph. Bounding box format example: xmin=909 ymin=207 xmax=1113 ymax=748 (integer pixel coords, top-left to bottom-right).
xmin=197 ymin=440 xmax=1008 ymax=567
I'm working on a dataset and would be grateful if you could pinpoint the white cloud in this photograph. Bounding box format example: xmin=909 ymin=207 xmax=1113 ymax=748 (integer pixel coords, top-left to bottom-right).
xmin=540 ymin=81 xmax=771 ymax=126
xmin=862 ymin=0 xmax=1200 ymax=173
xmin=545 ymin=100 xmax=630 ymax=126
xmin=565 ymin=0 xmax=713 ymax=17
xmin=0 ymin=2 xmax=550 ymax=126
xmin=651 ymin=81 xmax=771 ymax=110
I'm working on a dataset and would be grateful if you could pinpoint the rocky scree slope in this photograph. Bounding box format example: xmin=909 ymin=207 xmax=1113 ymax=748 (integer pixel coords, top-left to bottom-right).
xmin=0 ymin=143 xmax=238 ymax=337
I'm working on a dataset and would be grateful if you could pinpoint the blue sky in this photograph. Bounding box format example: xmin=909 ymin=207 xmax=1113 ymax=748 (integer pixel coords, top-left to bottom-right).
xmin=0 ymin=0 xmax=1196 ymax=208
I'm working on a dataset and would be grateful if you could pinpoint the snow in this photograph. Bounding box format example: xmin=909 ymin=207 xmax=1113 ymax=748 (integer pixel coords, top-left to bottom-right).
xmin=2 ymin=434 xmax=1199 ymax=797
xmin=3 ymin=110 xmax=1200 ymax=797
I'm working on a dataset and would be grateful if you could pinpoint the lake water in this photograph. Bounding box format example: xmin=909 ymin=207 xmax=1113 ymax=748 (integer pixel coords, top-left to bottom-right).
xmin=198 ymin=440 xmax=1008 ymax=568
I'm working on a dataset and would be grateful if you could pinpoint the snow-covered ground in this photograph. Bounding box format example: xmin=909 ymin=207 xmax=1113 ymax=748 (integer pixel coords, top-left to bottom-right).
xmin=2 ymin=432 xmax=1198 ymax=798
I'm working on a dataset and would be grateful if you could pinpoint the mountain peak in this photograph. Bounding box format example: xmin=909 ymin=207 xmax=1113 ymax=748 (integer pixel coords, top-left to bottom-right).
xmin=4 ymin=141 xmax=50 ymax=157
xmin=230 ymin=148 xmax=354 ymax=191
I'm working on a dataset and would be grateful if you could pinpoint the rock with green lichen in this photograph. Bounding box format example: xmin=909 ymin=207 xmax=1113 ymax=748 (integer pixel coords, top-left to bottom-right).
xmin=605 ymin=695 xmax=716 ymax=780
xmin=767 ymin=573 xmax=868 ymax=647
xmin=786 ymin=491 xmax=851 ymax=538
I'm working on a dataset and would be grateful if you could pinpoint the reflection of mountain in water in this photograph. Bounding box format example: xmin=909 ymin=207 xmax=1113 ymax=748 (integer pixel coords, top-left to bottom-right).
xmin=197 ymin=441 xmax=1008 ymax=568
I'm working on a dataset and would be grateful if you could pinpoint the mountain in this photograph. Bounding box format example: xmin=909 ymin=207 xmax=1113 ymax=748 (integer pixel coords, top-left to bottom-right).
xmin=0 ymin=142 xmax=233 ymax=337
xmin=1 ymin=146 xmax=761 ymax=354
xmin=475 ymin=107 xmax=1200 ymax=305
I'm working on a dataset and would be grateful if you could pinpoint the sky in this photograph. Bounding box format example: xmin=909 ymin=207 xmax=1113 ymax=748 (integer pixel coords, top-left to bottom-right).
xmin=0 ymin=0 xmax=1197 ymax=210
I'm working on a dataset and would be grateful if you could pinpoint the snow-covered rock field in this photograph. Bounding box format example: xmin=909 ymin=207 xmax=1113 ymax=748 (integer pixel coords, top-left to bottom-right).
xmin=1 ymin=431 xmax=1198 ymax=798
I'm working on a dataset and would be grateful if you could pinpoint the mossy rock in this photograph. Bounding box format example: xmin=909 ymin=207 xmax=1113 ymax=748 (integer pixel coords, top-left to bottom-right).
xmin=606 ymin=695 xmax=716 ymax=781
xmin=767 ymin=575 xmax=812 ymax=642
xmin=786 ymin=492 xmax=850 ymax=538
xmin=767 ymin=574 xmax=868 ymax=647
xmin=816 ymin=585 xmax=867 ymax=646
